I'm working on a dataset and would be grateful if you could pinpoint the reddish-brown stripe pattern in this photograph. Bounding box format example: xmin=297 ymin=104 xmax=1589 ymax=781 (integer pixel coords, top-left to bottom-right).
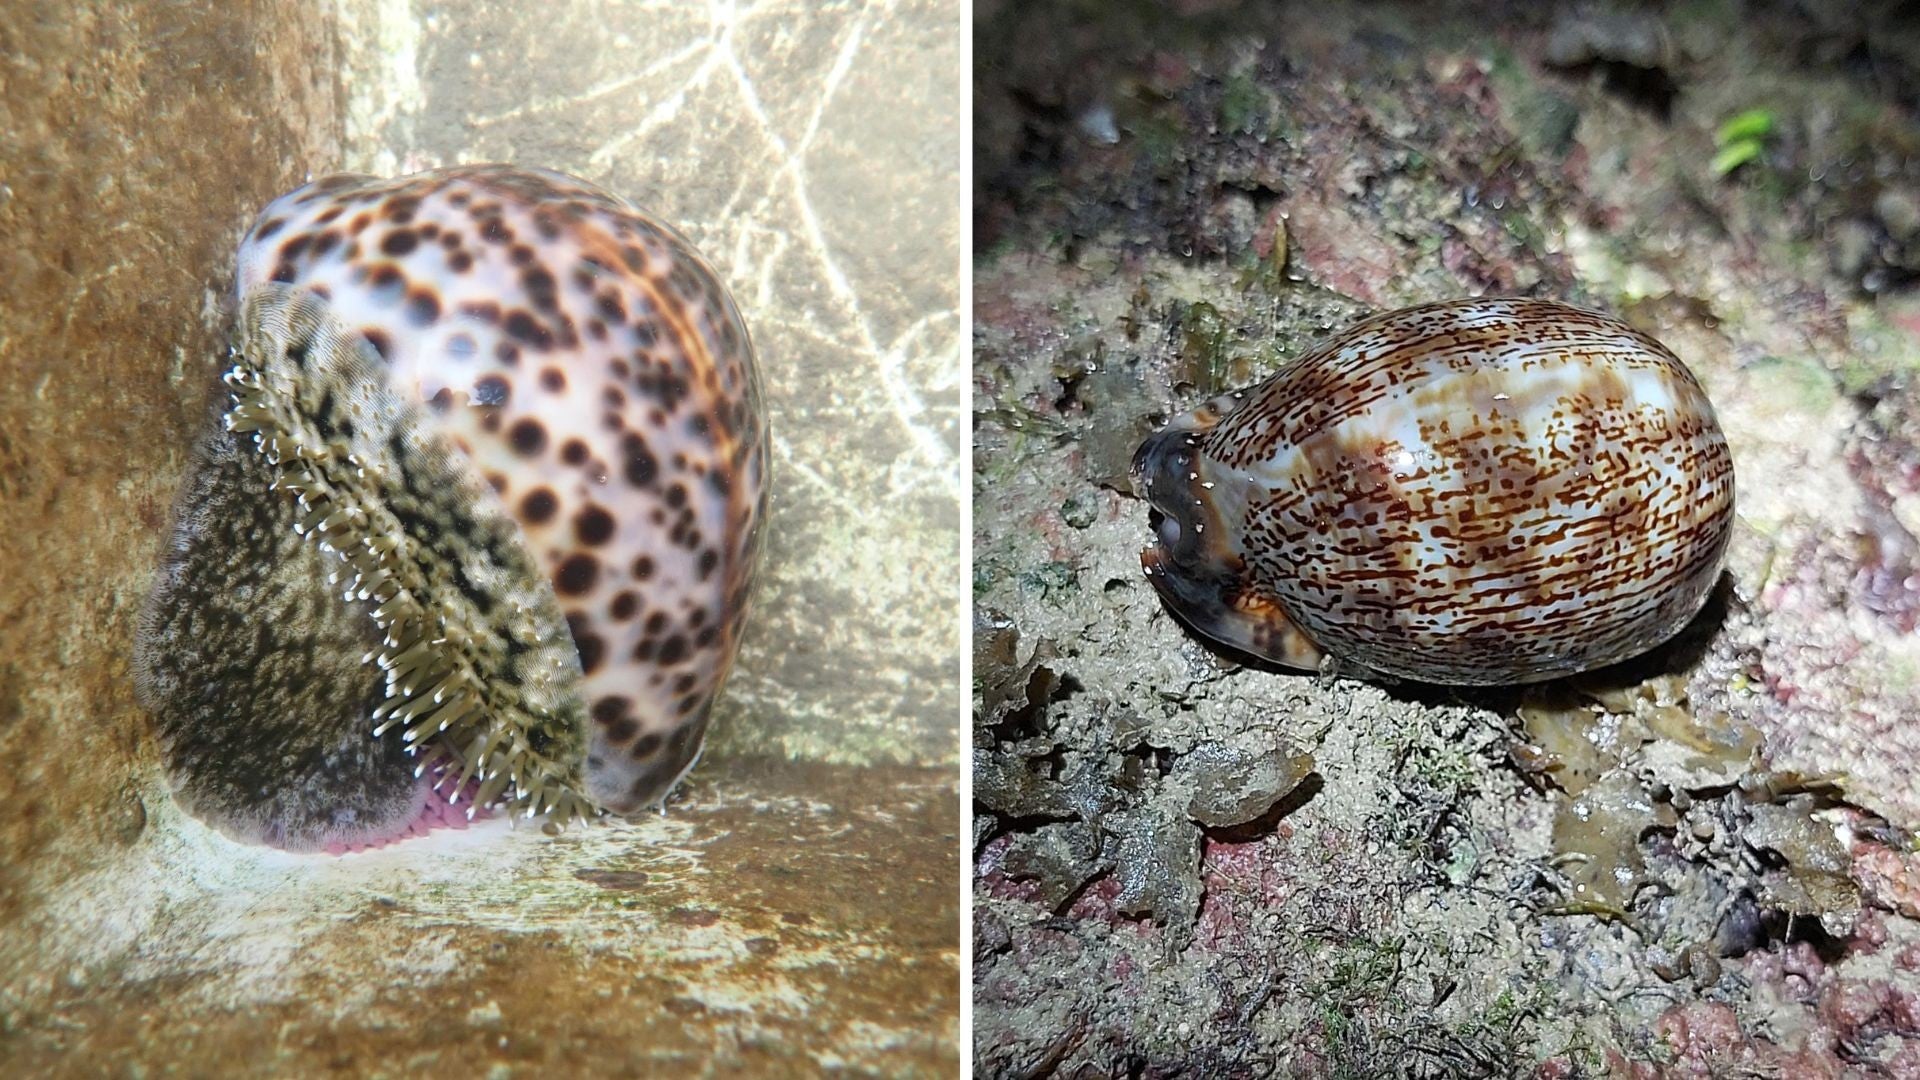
xmin=1148 ymin=298 xmax=1733 ymax=685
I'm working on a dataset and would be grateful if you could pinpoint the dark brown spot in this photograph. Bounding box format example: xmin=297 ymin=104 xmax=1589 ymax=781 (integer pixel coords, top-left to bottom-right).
xmin=606 ymin=715 xmax=638 ymax=743
xmin=622 ymin=433 xmax=658 ymax=487
xmin=370 ymin=264 xmax=405 ymax=295
xmin=697 ymin=549 xmax=718 ymax=581
xmin=520 ymin=488 xmax=558 ymax=524
xmin=270 ymin=263 xmax=296 ymax=283
xmin=610 ymin=591 xmax=638 ymax=620
xmin=592 ymin=696 xmax=630 ymax=725
xmin=459 ymin=300 xmax=501 ymax=323
xmin=523 ymin=266 xmax=558 ymax=311
xmin=496 ymin=342 xmax=520 ymax=366
xmin=428 ymin=387 xmax=455 ymax=412
xmin=381 ymin=229 xmax=418 ymax=256
xmin=474 ymin=374 xmax=511 ymax=407
xmin=632 ymin=555 xmax=655 ymax=581
xmin=449 ymin=250 xmax=474 ymax=273
xmin=508 ymin=418 xmax=547 ymax=456
xmin=556 ymin=553 xmax=599 ymax=595
xmin=658 ymin=635 xmax=688 ymax=666
xmin=510 ymin=243 xmax=536 ymax=266
xmin=574 ymin=504 xmax=615 ymax=546
xmin=644 ymin=612 xmax=669 ymax=635
xmin=361 ymin=329 xmax=392 ymax=361
xmin=596 ymin=290 xmax=627 ymax=323
xmin=312 ymin=231 xmax=341 ymax=258
xmin=486 ymin=472 xmax=508 ymax=494
xmin=561 ymin=438 xmax=589 ymax=466
xmin=574 ymin=630 xmax=605 ymax=674
xmin=407 ymin=289 xmax=441 ymax=325
xmin=540 ymin=367 xmax=566 ymax=392
xmin=633 ymin=732 xmax=665 ymax=758
xmin=382 ymin=197 xmax=419 ymax=224
xmin=664 ymin=484 xmax=687 ymax=509
xmin=419 ymin=222 xmax=440 ymax=239
xmin=280 ymin=234 xmax=312 ymax=260
xmin=255 ymin=217 xmax=287 ymax=239
xmin=504 ymin=310 xmax=553 ymax=349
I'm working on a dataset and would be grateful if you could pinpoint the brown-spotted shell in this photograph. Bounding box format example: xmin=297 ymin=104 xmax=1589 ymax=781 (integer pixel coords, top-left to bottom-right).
xmin=1132 ymin=298 xmax=1735 ymax=685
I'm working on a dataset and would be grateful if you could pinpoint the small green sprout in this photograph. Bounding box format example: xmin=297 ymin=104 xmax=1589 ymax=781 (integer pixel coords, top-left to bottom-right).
xmin=1712 ymin=108 xmax=1775 ymax=176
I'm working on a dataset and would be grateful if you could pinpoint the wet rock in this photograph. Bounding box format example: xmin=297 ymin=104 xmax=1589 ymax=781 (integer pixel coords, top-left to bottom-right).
xmin=1556 ymin=770 xmax=1666 ymax=912
xmin=1518 ymin=693 xmax=1620 ymax=796
xmin=1106 ymin=805 xmax=1202 ymax=933
xmin=1715 ymin=892 xmax=1773 ymax=958
xmin=974 ymin=748 xmax=1076 ymax=821
xmin=1174 ymin=741 xmax=1315 ymax=828
xmin=1877 ymin=188 xmax=1920 ymax=242
xmin=1075 ymin=360 xmax=1168 ymax=492
xmin=1544 ymin=9 xmax=1676 ymax=118
xmin=1197 ymin=188 xmax=1259 ymax=257
xmin=1059 ymin=491 xmax=1099 ymax=530
xmin=1544 ymin=9 xmax=1664 ymax=70
xmin=1001 ymin=822 xmax=1105 ymax=909
xmin=1746 ymin=799 xmax=1861 ymax=918
xmin=974 ymin=608 xmax=1061 ymax=729
xmin=1834 ymin=218 xmax=1880 ymax=281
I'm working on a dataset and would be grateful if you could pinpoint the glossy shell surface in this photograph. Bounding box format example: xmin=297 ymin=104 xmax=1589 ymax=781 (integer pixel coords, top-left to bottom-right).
xmin=234 ymin=164 xmax=768 ymax=814
xmin=1132 ymin=298 xmax=1735 ymax=685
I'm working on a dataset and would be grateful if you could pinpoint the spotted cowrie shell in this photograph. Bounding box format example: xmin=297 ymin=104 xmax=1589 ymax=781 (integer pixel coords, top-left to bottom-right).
xmin=133 ymin=165 xmax=767 ymax=851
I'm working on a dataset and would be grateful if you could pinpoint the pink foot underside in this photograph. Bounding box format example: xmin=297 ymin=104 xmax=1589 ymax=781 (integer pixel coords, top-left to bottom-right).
xmin=317 ymin=769 xmax=495 ymax=856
